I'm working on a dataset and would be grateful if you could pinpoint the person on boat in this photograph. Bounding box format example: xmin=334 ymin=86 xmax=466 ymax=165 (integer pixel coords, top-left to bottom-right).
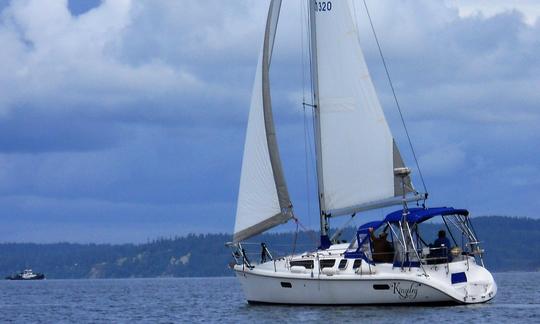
xmin=431 ymin=230 xmax=452 ymax=262
xmin=260 ymin=242 xmax=271 ymax=263
xmin=368 ymin=228 xmax=394 ymax=263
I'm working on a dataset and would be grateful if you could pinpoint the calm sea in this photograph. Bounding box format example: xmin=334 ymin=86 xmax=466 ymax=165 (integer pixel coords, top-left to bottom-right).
xmin=0 ymin=272 xmax=538 ymax=323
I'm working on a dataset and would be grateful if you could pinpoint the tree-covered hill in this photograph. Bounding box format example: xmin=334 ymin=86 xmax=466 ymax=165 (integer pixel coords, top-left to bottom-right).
xmin=0 ymin=216 xmax=538 ymax=279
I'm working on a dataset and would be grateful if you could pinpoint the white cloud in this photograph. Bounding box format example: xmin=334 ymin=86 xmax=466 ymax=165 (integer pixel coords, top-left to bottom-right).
xmin=0 ymin=0 xmax=204 ymax=116
xmin=449 ymin=0 xmax=540 ymax=25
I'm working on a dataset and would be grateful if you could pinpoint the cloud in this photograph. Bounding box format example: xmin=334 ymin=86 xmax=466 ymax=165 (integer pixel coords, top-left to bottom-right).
xmin=450 ymin=0 xmax=540 ymax=25
xmin=355 ymin=4 xmax=540 ymax=126
xmin=0 ymin=0 xmax=204 ymax=119
xmin=0 ymin=0 xmax=538 ymax=241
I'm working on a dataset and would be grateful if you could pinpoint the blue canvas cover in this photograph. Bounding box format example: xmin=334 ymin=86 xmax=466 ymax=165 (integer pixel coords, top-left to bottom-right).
xmin=345 ymin=207 xmax=468 ymax=261
xmin=383 ymin=207 xmax=469 ymax=224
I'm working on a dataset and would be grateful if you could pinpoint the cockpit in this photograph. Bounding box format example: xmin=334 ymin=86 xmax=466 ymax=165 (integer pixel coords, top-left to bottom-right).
xmin=344 ymin=207 xmax=485 ymax=268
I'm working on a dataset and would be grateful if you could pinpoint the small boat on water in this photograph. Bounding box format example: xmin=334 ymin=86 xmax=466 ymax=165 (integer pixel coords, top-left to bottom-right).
xmin=227 ymin=0 xmax=496 ymax=305
xmin=5 ymin=269 xmax=45 ymax=280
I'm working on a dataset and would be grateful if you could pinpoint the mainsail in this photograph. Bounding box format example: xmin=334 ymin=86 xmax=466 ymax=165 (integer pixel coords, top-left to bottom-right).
xmin=233 ymin=0 xmax=292 ymax=243
xmin=234 ymin=0 xmax=422 ymax=243
xmin=311 ymin=0 xmax=415 ymax=218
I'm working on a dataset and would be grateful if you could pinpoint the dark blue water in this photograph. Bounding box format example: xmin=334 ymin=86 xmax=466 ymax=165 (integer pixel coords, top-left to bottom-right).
xmin=0 ymin=273 xmax=538 ymax=323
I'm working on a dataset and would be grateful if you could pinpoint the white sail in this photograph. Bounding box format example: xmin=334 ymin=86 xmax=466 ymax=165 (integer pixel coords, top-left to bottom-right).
xmin=234 ymin=0 xmax=291 ymax=243
xmin=314 ymin=1 xmax=412 ymax=216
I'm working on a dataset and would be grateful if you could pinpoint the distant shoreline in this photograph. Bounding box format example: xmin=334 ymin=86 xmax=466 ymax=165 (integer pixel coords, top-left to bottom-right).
xmin=1 ymin=216 xmax=539 ymax=278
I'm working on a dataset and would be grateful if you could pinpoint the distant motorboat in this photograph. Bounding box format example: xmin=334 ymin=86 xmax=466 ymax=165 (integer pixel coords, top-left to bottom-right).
xmin=5 ymin=269 xmax=45 ymax=280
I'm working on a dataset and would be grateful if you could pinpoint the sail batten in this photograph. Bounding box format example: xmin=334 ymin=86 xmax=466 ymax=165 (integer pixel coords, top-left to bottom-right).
xmin=233 ymin=0 xmax=291 ymax=243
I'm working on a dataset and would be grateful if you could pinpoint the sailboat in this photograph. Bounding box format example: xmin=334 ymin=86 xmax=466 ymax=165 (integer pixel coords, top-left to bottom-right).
xmin=228 ymin=0 xmax=497 ymax=305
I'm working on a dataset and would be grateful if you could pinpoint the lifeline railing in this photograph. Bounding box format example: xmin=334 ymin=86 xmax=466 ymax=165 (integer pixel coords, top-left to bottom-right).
xmin=231 ymin=239 xmax=485 ymax=276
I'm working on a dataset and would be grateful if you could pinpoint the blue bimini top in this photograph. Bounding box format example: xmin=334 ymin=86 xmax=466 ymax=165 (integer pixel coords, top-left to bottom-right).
xmin=344 ymin=207 xmax=469 ymax=260
xmin=356 ymin=207 xmax=468 ymax=236
xmin=382 ymin=207 xmax=469 ymax=225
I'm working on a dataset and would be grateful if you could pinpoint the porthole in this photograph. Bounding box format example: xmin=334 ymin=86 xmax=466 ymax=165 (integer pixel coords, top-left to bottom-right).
xmin=281 ymin=282 xmax=292 ymax=288
xmin=373 ymin=284 xmax=390 ymax=290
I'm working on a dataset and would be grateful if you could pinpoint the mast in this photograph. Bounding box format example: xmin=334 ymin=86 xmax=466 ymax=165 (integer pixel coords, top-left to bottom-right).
xmin=308 ymin=0 xmax=330 ymax=248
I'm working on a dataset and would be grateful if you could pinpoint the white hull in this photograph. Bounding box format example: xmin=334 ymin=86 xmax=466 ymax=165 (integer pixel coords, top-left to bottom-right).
xmin=237 ymin=272 xmax=453 ymax=305
xmin=234 ymin=246 xmax=497 ymax=305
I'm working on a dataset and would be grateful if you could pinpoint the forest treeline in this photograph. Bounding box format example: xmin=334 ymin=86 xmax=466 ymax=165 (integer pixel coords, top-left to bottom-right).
xmin=1 ymin=216 xmax=538 ymax=278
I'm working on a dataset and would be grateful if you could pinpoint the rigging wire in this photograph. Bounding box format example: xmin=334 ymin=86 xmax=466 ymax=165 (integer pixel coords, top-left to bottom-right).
xmin=301 ymin=1 xmax=307 ymax=102
xmin=307 ymin=0 xmax=326 ymax=236
xmin=303 ymin=108 xmax=312 ymax=225
xmin=291 ymin=220 xmax=299 ymax=256
xmin=362 ymin=0 xmax=429 ymax=196
xmin=292 ymin=215 xmax=320 ymax=247
xmin=301 ymin=0 xmax=319 ymax=232
xmin=351 ymin=0 xmax=360 ymax=36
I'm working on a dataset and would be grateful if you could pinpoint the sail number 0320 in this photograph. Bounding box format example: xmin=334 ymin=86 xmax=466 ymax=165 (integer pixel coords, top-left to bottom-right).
xmin=315 ymin=1 xmax=332 ymax=12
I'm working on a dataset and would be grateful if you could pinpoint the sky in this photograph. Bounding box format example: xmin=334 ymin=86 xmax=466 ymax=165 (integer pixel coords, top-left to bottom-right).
xmin=0 ymin=0 xmax=538 ymax=243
